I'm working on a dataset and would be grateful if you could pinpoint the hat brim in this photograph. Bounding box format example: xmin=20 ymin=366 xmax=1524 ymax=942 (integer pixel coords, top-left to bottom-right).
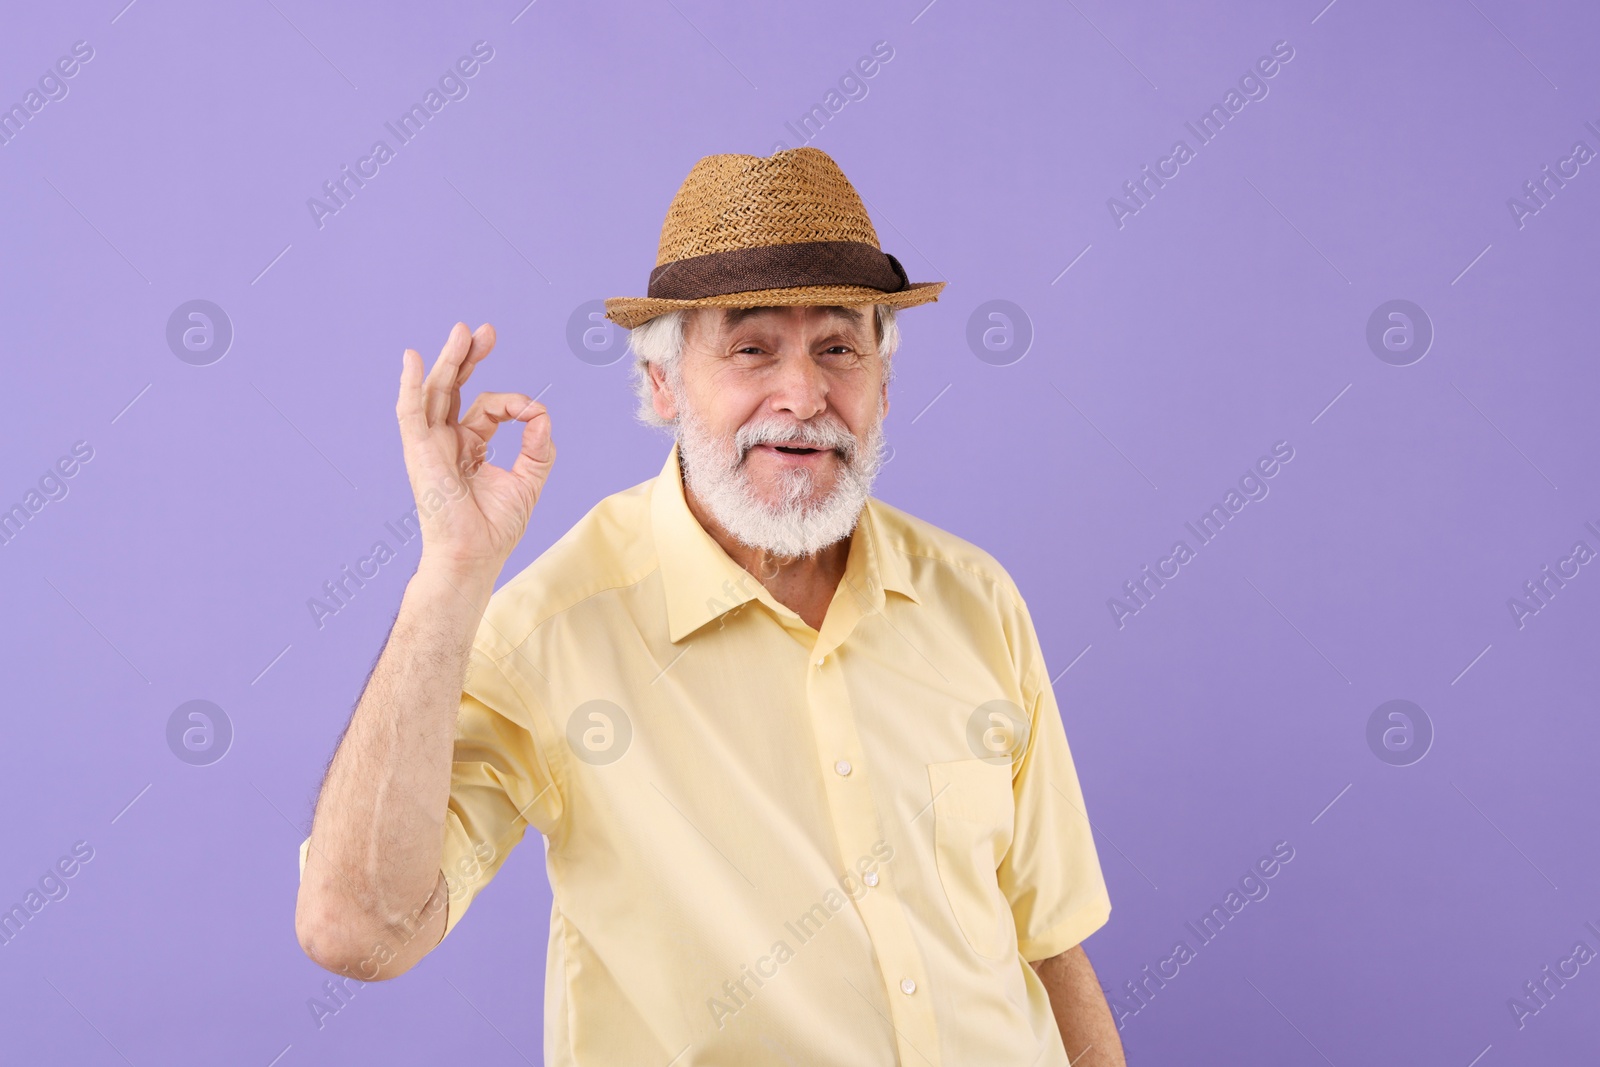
xmin=603 ymin=280 xmax=946 ymax=330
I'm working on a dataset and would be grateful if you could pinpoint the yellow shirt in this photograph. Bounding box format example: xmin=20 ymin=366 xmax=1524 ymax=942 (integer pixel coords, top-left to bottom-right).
xmin=300 ymin=443 xmax=1111 ymax=1065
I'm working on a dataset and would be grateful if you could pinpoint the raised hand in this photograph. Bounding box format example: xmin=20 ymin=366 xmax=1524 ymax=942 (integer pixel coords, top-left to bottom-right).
xmin=395 ymin=321 xmax=555 ymax=574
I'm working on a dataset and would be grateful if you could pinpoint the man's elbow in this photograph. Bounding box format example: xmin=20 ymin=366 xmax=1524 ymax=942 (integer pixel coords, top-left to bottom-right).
xmin=294 ymin=889 xmax=422 ymax=981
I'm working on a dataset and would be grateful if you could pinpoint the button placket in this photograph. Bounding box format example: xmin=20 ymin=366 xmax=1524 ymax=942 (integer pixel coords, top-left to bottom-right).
xmin=803 ymin=647 xmax=941 ymax=1064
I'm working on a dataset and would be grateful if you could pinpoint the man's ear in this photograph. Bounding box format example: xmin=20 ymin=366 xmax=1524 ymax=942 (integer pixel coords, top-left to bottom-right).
xmin=879 ymin=377 xmax=890 ymax=421
xmin=649 ymin=360 xmax=678 ymax=423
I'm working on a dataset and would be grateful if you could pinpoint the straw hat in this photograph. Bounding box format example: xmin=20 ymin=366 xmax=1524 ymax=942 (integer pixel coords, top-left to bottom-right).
xmin=603 ymin=147 xmax=946 ymax=330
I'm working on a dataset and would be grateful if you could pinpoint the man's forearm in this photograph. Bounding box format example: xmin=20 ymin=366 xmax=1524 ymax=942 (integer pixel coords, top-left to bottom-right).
xmin=1032 ymin=946 xmax=1127 ymax=1066
xmin=295 ymin=557 xmax=497 ymax=977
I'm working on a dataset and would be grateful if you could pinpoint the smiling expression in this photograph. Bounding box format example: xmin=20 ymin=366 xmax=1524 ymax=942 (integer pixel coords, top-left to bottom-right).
xmin=652 ymin=304 xmax=889 ymax=513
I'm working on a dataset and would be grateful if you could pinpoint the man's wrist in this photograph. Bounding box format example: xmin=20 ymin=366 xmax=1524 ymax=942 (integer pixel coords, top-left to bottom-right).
xmin=412 ymin=553 xmax=501 ymax=606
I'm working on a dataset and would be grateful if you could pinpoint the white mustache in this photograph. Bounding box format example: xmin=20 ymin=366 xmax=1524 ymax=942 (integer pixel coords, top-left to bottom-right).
xmin=735 ymin=417 xmax=858 ymax=461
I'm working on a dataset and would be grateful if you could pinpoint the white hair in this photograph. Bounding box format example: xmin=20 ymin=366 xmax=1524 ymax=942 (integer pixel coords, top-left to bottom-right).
xmin=627 ymin=304 xmax=900 ymax=428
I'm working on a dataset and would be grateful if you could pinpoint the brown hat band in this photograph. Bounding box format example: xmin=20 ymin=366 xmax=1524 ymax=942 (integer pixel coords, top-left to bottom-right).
xmin=647 ymin=240 xmax=909 ymax=301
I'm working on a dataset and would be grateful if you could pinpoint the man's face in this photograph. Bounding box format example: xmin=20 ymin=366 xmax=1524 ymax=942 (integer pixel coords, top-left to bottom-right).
xmin=648 ymin=304 xmax=891 ymax=556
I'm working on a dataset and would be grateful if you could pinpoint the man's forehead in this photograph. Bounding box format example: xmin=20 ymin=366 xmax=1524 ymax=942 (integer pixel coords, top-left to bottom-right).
xmin=714 ymin=305 xmax=868 ymax=331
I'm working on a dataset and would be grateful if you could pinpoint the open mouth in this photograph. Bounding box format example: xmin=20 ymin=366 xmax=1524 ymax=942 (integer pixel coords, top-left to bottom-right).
xmin=744 ymin=441 xmax=845 ymax=464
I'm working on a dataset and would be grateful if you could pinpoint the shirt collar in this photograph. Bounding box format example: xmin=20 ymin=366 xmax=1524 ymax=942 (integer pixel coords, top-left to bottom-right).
xmin=649 ymin=442 xmax=919 ymax=644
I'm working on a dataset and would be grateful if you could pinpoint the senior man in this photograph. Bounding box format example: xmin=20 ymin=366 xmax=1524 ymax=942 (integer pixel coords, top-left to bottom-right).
xmin=295 ymin=147 xmax=1124 ymax=1065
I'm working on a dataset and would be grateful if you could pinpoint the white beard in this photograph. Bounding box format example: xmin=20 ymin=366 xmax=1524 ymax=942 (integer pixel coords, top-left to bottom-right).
xmin=676 ymin=402 xmax=887 ymax=559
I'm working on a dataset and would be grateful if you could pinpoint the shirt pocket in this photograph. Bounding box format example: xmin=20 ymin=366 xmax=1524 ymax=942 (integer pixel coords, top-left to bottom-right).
xmin=927 ymin=758 xmax=1017 ymax=961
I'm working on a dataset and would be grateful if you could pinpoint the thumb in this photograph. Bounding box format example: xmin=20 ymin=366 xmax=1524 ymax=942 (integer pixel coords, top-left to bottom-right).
xmin=509 ymin=408 xmax=555 ymax=498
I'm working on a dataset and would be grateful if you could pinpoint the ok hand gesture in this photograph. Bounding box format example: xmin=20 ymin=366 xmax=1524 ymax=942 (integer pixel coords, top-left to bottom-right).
xmin=396 ymin=322 xmax=555 ymax=574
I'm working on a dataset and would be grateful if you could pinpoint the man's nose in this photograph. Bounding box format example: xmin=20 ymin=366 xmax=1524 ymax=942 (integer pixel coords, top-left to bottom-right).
xmin=767 ymin=353 xmax=828 ymax=421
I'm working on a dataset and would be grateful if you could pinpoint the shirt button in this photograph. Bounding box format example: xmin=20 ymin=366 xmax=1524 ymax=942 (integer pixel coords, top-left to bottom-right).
xmin=863 ymin=871 xmax=879 ymax=887
xmin=900 ymin=978 xmax=917 ymax=995
xmin=835 ymin=759 xmax=852 ymax=776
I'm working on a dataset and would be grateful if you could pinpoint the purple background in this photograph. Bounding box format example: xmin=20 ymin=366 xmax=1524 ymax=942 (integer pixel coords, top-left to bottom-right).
xmin=3 ymin=0 xmax=1597 ymax=1063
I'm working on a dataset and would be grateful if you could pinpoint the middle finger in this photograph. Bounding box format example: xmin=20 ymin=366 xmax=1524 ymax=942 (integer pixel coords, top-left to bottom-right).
xmin=423 ymin=322 xmax=474 ymax=426
xmin=446 ymin=323 xmax=497 ymax=425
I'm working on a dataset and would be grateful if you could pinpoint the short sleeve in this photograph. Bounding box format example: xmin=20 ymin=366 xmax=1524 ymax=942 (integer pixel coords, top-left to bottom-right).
xmin=437 ymin=639 xmax=564 ymax=940
xmin=998 ymin=600 xmax=1112 ymax=961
